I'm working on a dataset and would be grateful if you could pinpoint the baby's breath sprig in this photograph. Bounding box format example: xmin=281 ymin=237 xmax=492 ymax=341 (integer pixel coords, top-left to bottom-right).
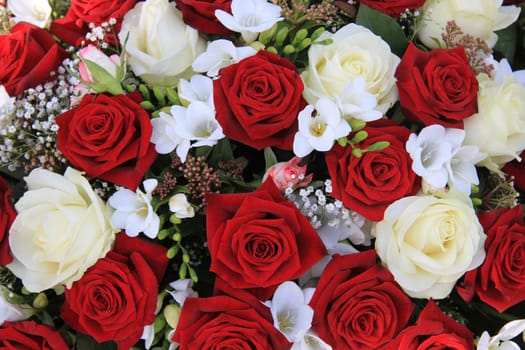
xmin=441 ymin=20 xmax=494 ymax=76
xmin=0 ymin=60 xmax=80 ymax=174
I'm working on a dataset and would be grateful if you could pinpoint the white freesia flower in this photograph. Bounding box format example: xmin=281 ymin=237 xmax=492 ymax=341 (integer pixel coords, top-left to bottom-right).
xmin=265 ymin=281 xmax=315 ymax=343
xmin=374 ymin=191 xmax=486 ymax=299
xmin=168 ymin=279 xmax=198 ymax=306
xmin=335 ymin=78 xmax=383 ymax=122
xmin=108 ymin=179 xmax=160 ymax=239
xmin=418 ymin=0 xmax=521 ymax=49
xmin=291 ymin=330 xmax=332 ymax=350
xmin=7 ymin=0 xmax=52 ymax=28
xmin=464 ymin=73 xmax=525 ymax=172
xmin=0 ymin=289 xmax=33 ymax=325
xmin=141 ymin=324 xmax=155 ymax=350
xmin=178 ymin=75 xmax=214 ymax=107
xmin=192 ymin=39 xmax=257 ymax=77
xmin=293 ymin=98 xmax=351 ymax=157
xmin=168 ymin=193 xmax=195 ymax=219
xmin=406 ymin=124 xmax=485 ymax=194
xmin=215 ymin=0 xmax=283 ymax=43
xmin=477 ymin=319 xmax=525 ymax=350
xmin=118 ymin=0 xmax=206 ymax=86
xmin=171 ymin=101 xmax=224 ymax=162
xmin=150 ymin=113 xmax=184 ymax=154
xmin=7 ymin=167 xmax=117 ymax=292
xmin=302 ymin=23 xmax=400 ymax=113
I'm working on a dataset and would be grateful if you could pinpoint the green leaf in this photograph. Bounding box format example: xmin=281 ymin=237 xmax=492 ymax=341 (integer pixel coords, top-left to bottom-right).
xmin=264 ymin=147 xmax=278 ymax=169
xmin=82 ymin=59 xmax=124 ymax=95
xmin=355 ymin=4 xmax=409 ymax=57
xmin=494 ymin=22 xmax=518 ymax=65
xmin=208 ymin=138 xmax=234 ymax=165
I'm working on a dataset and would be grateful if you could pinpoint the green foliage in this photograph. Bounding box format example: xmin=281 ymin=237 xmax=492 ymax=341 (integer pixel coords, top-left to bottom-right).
xmin=355 ymin=4 xmax=409 ymax=57
xmin=495 ymin=22 xmax=518 ymax=65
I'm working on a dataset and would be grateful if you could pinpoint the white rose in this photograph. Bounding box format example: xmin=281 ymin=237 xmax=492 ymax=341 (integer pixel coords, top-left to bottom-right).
xmin=418 ymin=0 xmax=521 ymax=49
xmin=374 ymin=192 xmax=486 ymax=299
xmin=463 ymin=74 xmax=525 ymax=172
xmin=118 ymin=0 xmax=206 ymax=86
xmin=301 ymin=23 xmax=400 ymax=114
xmin=7 ymin=167 xmax=118 ymax=292
xmin=7 ymin=0 xmax=52 ymax=28
xmin=0 ymin=85 xmax=14 ymax=132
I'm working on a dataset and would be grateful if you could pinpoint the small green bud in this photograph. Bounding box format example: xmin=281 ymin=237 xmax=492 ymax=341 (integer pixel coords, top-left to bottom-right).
xmin=313 ymin=38 xmax=333 ymax=46
xmin=352 ymin=148 xmax=363 ymax=157
xmin=33 ymin=293 xmax=48 ymax=309
xmin=348 ymin=118 xmax=367 ymax=131
xmin=166 ymin=87 xmax=181 ymax=105
xmin=188 ymin=266 xmax=199 ymax=283
xmin=140 ymin=100 xmax=156 ymax=110
xmin=310 ymin=27 xmax=325 ymax=41
xmin=283 ymin=44 xmax=296 ymax=55
xmin=138 ymin=84 xmax=151 ymax=100
xmin=153 ymin=86 xmax=166 ymax=106
xmin=266 ymin=46 xmax=278 ymax=55
xmin=367 ymin=141 xmax=390 ymax=151
xmin=21 ymin=287 xmax=31 ymax=295
xmin=169 ymin=214 xmax=182 ymax=224
xmin=296 ymin=38 xmax=312 ymax=51
xmin=123 ymin=83 xmax=135 ymax=93
xmin=250 ymin=41 xmax=266 ymax=51
xmin=167 ymin=245 xmax=179 ymax=259
xmin=292 ymin=28 xmax=308 ymax=46
xmin=351 ymin=130 xmax=368 ymax=144
xmin=179 ymin=263 xmax=188 ymax=279
xmin=336 ymin=137 xmax=348 ymax=147
xmin=164 ymin=304 xmax=181 ymax=329
xmin=471 ymin=198 xmax=483 ymax=207
xmin=182 ymin=254 xmax=190 ymax=264
xmin=172 ymin=232 xmax=182 ymax=242
xmin=275 ymin=26 xmax=289 ymax=46
xmin=158 ymin=229 xmax=169 ymax=240
xmin=258 ymin=23 xmax=278 ymax=44
xmin=154 ymin=314 xmax=167 ymax=333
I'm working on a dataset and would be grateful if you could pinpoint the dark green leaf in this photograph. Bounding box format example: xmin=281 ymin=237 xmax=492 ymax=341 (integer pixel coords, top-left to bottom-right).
xmin=75 ymin=333 xmax=117 ymax=350
xmin=355 ymin=4 xmax=409 ymax=57
xmin=494 ymin=22 xmax=518 ymax=65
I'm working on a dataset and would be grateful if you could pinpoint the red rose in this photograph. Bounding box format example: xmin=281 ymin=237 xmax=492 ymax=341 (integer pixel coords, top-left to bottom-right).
xmin=310 ymin=251 xmax=414 ymax=349
xmin=0 ymin=321 xmax=69 ymax=350
xmin=384 ymin=300 xmax=474 ymax=349
xmin=359 ymin=0 xmax=425 ymax=17
xmin=50 ymin=0 xmax=137 ymax=46
xmin=503 ymin=151 xmax=525 ymax=191
xmin=457 ymin=206 xmax=525 ymax=312
xmin=214 ymin=50 xmax=306 ymax=150
xmin=56 ymin=93 xmax=157 ymax=190
xmin=325 ymin=120 xmax=420 ymax=221
xmin=396 ymin=43 xmax=478 ymax=128
xmin=173 ymin=278 xmax=290 ymax=349
xmin=176 ymin=0 xmax=233 ymax=35
xmin=61 ymin=234 xmax=168 ymax=350
xmin=0 ymin=176 xmax=16 ymax=265
xmin=206 ymin=179 xmax=327 ymax=300
xmin=0 ymin=22 xmax=68 ymax=96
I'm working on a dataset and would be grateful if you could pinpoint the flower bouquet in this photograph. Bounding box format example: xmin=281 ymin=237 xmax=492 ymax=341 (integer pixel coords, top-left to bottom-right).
xmin=1 ymin=0 xmax=525 ymax=349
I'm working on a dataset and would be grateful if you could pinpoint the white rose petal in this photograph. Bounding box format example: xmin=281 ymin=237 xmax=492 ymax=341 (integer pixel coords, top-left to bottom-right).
xmin=302 ymin=23 xmax=400 ymax=113
xmin=418 ymin=0 xmax=521 ymax=49
xmin=374 ymin=192 xmax=486 ymax=299
xmin=7 ymin=167 xmax=117 ymax=292
xmin=119 ymin=0 xmax=206 ymax=86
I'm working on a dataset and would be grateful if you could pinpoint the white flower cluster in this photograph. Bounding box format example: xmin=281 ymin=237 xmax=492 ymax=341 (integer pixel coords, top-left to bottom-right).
xmin=0 ymin=60 xmax=79 ymax=172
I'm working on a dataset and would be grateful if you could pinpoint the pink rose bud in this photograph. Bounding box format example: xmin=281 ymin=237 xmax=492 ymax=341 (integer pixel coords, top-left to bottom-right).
xmin=263 ymin=157 xmax=313 ymax=191
xmin=78 ymin=44 xmax=121 ymax=82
